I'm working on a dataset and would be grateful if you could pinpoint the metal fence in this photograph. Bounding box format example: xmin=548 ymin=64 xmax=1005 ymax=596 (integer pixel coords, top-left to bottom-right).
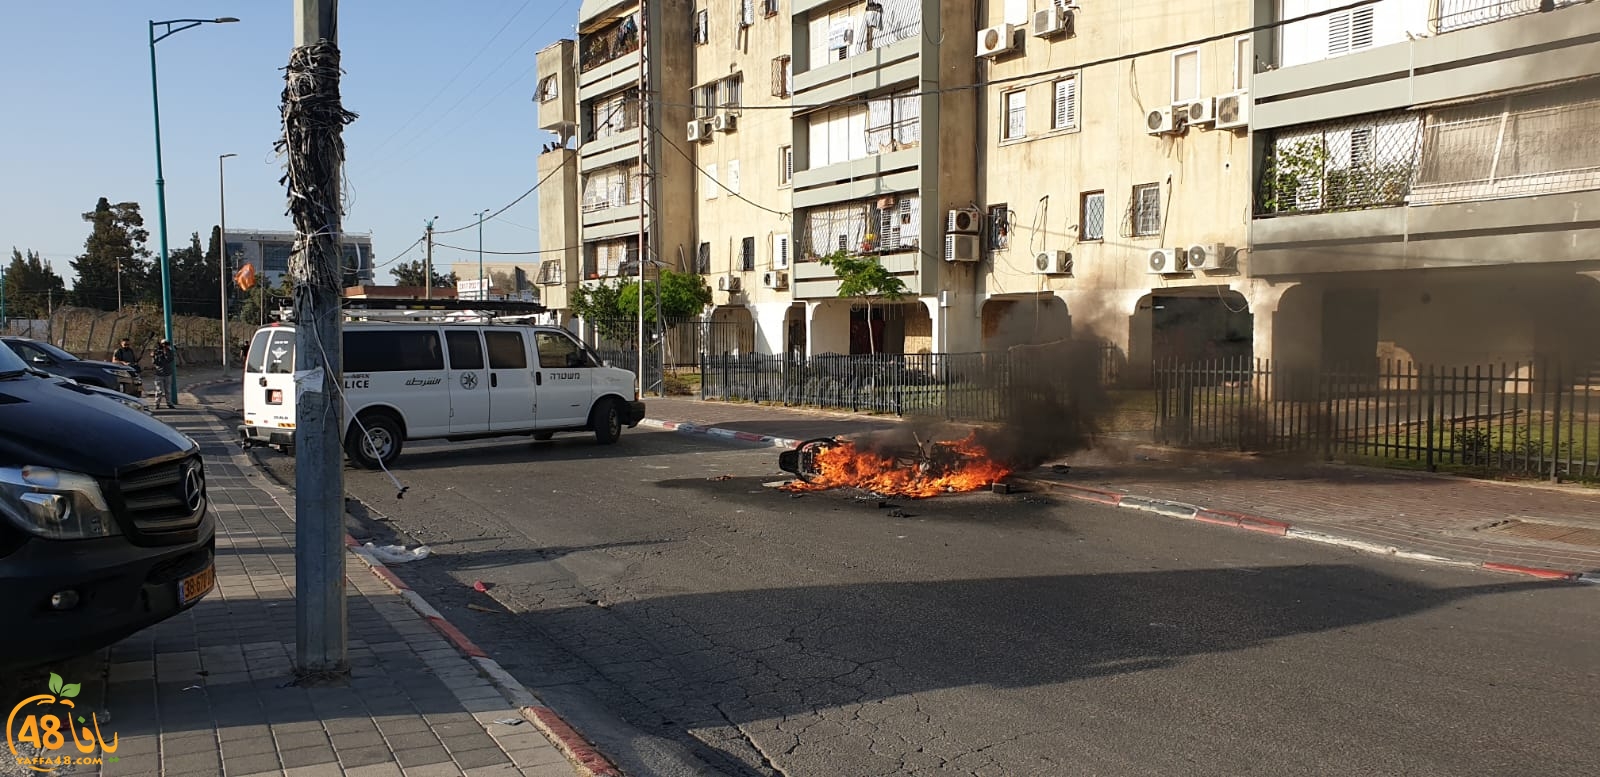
xmin=1257 ymin=112 xmax=1422 ymax=216
xmin=1155 ymin=357 xmax=1600 ymax=480
xmin=1434 ymin=0 xmax=1581 ymax=32
xmin=6 ymin=306 xmax=225 ymax=365
xmin=700 ymin=341 xmax=1120 ymax=423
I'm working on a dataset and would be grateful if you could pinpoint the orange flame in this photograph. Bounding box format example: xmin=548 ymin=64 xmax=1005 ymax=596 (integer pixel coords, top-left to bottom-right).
xmin=783 ymin=433 xmax=1012 ymax=498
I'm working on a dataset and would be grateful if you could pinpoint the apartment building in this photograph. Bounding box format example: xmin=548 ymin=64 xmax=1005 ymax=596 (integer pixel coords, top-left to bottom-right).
xmin=1249 ymin=0 xmax=1600 ymax=385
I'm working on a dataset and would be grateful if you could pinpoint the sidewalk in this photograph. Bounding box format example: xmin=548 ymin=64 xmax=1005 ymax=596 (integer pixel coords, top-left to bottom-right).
xmin=640 ymin=396 xmax=1600 ymax=580
xmin=10 ymin=401 xmax=601 ymax=776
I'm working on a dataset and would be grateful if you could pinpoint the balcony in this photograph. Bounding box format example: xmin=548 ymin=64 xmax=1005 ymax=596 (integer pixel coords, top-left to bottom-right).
xmin=1434 ymin=0 xmax=1585 ymax=33
xmin=580 ymin=14 xmax=639 ymax=74
xmin=1256 ymin=112 xmax=1421 ymax=217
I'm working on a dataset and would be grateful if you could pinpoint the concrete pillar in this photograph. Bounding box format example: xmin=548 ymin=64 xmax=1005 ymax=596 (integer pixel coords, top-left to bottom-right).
xmin=750 ymin=302 xmax=791 ymax=355
xmin=1244 ymin=280 xmax=1315 ymax=399
xmin=806 ymin=300 xmax=850 ymax=356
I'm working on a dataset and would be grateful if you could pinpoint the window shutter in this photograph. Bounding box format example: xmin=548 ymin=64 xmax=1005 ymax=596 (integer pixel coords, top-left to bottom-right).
xmin=697 ymin=241 xmax=711 ymax=274
xmin=773 ymin=233 xmax=789 ymax=269
xmin=878 ymin=203 xmax=895 ymax=249
xmin=740 ymin=0 xmax=753 ymax=26
xmin=1350 ymin=7 xmax=1375 ymax=49
xmin=696 ymin=10 xmax=708 ymax=44
xmin=1054 ymin=78 xmax=1076 ymax=129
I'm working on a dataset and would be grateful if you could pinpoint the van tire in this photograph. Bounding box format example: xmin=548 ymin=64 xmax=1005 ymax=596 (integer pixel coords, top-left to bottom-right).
xmin=346 ymin=412 xmax=403 ymax=469
xmin=533 ymin=432 xmax=555 ymax=441
xmin=591 ymin=399 xmax=623 ymax=445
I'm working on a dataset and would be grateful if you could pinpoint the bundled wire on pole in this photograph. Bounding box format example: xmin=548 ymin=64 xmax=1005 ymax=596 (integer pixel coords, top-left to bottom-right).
xmin=277 ymin=39 xmax=359 ymax=294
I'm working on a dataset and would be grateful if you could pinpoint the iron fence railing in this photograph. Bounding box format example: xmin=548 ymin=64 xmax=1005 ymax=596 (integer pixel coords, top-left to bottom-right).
xmin=1155 ymin=356 xmax=1600 ymax=480
xmin=1434 ymin=0 xmax=1579 ymax=33
xmin=1257 ymin=112 xmax=1422 ymax=216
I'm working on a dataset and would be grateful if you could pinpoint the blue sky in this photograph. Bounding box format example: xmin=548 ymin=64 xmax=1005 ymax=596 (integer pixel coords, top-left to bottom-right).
xmin=2 ymin=0 xmax=578 ymax=286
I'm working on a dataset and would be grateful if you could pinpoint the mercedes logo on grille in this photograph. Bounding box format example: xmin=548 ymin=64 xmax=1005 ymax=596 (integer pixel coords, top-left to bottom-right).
xmin=183 ymin=463 xmax=205 ymax=514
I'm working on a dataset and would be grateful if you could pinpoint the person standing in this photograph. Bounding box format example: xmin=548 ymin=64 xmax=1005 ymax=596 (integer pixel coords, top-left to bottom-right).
xmin=112 ymin=338 xmax=140 ymax=371
xmin=152 ymin=340 xmax=175 ymax=409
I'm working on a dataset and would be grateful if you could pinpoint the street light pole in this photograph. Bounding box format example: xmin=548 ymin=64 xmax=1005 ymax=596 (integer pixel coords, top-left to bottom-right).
xmin=218 ymin=153 xmax=237 ymax=368
xmin=474 ymin=209 xmax=490 ymax=300
xmin=149 ymin=16 xmax=239 ymax=402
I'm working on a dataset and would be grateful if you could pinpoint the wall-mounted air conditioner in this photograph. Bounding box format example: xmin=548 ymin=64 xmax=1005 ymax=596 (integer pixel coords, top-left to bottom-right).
xmin=1183 ymin=97 xmax=1217 ymax=127
xmin=713 ymin=113 xmax=738 ymax=133
xmin=1146 ymin=248 xmax=1188 ymax=274
xmin=1215 ymin=90 xmax=1250 ymax=131
xmin=1034 ymin=250 xmax=1072 ymax=275
xmin=763 ymin=270 xmax=788 ymax=289
xmin=945 ymin=234 xmax=980 ymax=262
xmin=1032 ymin=7 xmax=1072 ymax=38
xmin=1186 ymin=243 xmax=1236 ymax=272
xmin=717 ymin=275 xmax=743 ymax=292
xmin=946 ymin=208 xmax=981 ymax=234
xmin=687 ymin=120 xmax=707 ymax=142
xmin=1146 ymin=106 xmax=1183 ymax=135
xmin=976 ymin=24 xmax=1016 ymax=58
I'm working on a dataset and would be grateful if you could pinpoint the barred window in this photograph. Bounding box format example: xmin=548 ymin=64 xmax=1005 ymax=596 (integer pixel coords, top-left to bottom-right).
xmin=1131 ymin=183 xmax=1161 ymax=236
xmin=1080 ymin=191 xmax=1105 ymax=241
xmin=987 ymin=204 xmax=1010 ymax=250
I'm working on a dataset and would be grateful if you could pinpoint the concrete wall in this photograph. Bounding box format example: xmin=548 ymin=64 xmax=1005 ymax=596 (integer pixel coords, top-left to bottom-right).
xmin=536 ymin=148 xmax=581 ymax=311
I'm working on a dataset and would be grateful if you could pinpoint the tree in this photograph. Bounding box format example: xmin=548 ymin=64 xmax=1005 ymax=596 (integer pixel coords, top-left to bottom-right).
xmin=391 ymin=260 xmax=457 ymax=289
xmin=3 ymin=248 xmax=67 ymax=320
xmin=819 ymin=249 xmax=907 ymax=354
xmin=618 ymin=268 xmax=712 ymax=324
xmin=168 ymin=231 xmax=221 ymax=318
xmin=570 ymin=278 xmax=634 ymax=342
xmin=70 ymin=198 xmax=150 ymax=310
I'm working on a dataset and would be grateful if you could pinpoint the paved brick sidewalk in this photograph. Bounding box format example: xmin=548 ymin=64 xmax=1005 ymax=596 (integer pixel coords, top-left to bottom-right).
xmin=21 ymin=406 xmax=586 ymax=777
xmin=641 ymin=396 xmax=1600 ymax=576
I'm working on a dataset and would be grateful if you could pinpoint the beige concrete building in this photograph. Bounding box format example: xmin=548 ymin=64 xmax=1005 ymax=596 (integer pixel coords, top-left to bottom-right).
xmin=1249 ymin=0 xmax=1600 ymax=387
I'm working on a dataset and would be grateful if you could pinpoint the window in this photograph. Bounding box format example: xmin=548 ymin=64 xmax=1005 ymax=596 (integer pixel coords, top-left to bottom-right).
xmin=588 ymin=89 xmax=640 ymax=141
xmin=741 ymin=237 xmax=756 ymax=271
xmin=704 ymin=163 xmax=718 ymax=200
xmin=1003 ymin=90 xmax=1027 ymax=140
xmin=697 ymin=83 xmax=719 ymax=119
xmin=263 ymin=242 xmax=292 ymax=272
xmin=728 ymin=159 xmax=741 ymax=194
xmin=1131 ymin=183 xmax=1162 ymax=236
xmin=771 ymin=55 xmax=792 ymax=98
xmin=739 ymin=0 xmax=754 ymax=26
xmin=875 ymin=195 xmax=920 ymax=251
xmin=1171 ymin=49 xmax=1200 ymax=103
xmin=1233 ymin=36 xmax=1253 ymax=92
xmin=779 ymin=145 xmax=793 ymax=185
xmin=987 ymin=204 xmax=1010 ymax=250
xmin=866 ymin=91 xmax=920 ymax=153
xmin=1327 ymin=7 xmax=1375 ymax=56
xmin=720 ymin=74 xmax=743 ymax=108
xmin=445 ymin=330 xmax=485 ymax=370
xmin=763 ymin=0 xmax=780 ymax=17
xmin=772 ymin=233 xmax=789 ymax=269
xmin=695 ymin=9 xmax=709 ymax=44
xmin=538 ymin=75 xmax=559 ymax=103
xmin=245 ymin=330 xmax=274 ymax=374
xmin=535 ymin=332 xmax=588 ymax=369
xmin=697 ymin=241 xmax=711 ymax=273
xmin=344 ymin=330 xmax=444 ymax=373
xmin=484 ymin=331 xmax=527 ymax=370
xmin=1080 ymin=191 xmax=1105 ymax=241
xmin=1052 ymin=76 xmax=1078 ymax=131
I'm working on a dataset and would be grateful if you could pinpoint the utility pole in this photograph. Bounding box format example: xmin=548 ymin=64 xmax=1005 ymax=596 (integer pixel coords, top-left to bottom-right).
xmin=219 ymin=152 xmax=237 ymax=368
xmin=286 ymin=0 xmax=352 ymax=676
xmin=475 ymin=209 xmax=490 ymax=300
xmin=636 ymin=0 xmax=648 ymax=398
xmin=424 ymin=217 xmax=436 ymax=300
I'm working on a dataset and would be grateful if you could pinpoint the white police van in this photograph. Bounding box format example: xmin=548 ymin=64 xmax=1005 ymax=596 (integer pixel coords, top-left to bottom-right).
xmin=239 ymin=320 xmax=645 ymax=468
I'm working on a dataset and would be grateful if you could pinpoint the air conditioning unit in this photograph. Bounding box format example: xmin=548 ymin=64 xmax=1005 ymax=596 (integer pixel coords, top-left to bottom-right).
xmin=763 ymin=270 xmax=788 ymax=289
xmin=946 ymin=208 xmax=981 ymax=234
xmin=1186 ymin=243 xmax=1236 ymax=272
xmin=1184 ymin=96 xmax=1217 ymax=127
xmin=713 ymin=112 xmax=738 ymax=133
xmin=976 ymin=24 xmax=1016 ymax=57
xmin=1146 ymin=248 xmax=1188 ymax=275
xmin=717 ymin=275 xmax=743 ymax=292
xmin=1032 ymin=7 xmax=1072 ymax=37
xmin=944 ymin=233 xmax=980 ymax=262
xmin=1034 ymin=250 xmax=1072 ymax=275
xmin=687 ymin=119 xmax=707 ymax=142
xmin=1215 ymin=90 xmax=1250 ymax=131
xmin=1146 ymin=106 xmax=1183 ymax=135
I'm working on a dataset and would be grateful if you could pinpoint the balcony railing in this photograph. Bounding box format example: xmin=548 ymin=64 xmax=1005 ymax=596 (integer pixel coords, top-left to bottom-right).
xmin=1256 ymin=112 xmax=1421 ymax=217
xmin=580 ymin=14 xmax=639 ymax=74
xmin=1434 ymin=0 xmax=1581 ymax=33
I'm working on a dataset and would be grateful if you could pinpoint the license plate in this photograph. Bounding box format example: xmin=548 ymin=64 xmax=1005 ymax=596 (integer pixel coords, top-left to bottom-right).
xmin=179 ymin=564 xmax=215 ymax=605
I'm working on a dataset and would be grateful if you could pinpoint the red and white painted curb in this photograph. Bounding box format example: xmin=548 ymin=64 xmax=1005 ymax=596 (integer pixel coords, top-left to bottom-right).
xmin=643 ymin=415 xmax=1599 ymax=587
xmin=343 ymin=537 xmax=624 ymax=777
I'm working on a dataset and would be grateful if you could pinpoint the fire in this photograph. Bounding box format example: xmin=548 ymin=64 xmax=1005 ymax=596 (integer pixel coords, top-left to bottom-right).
xmin=783 ymin=433 xmax=1013 ymax=498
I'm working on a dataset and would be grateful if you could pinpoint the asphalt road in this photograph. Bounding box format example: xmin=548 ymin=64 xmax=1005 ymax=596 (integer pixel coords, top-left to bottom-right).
xmin=197 ymin=383 xmax=1600 ymax=777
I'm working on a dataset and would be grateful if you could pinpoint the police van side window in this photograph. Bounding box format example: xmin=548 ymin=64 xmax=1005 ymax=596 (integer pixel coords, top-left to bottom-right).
xmin=344 ymin=330 xmax=445 ymax=372
xmin=446 ymin=331 xmax=485 ymax=370
xmin=535 ymin=332 xmax=586 ymax=369
xmin=484 ymin=331 xmax=527 ymax=370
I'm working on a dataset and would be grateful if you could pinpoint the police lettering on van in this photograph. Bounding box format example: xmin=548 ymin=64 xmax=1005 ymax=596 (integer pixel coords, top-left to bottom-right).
xmin=238 ymin=322 xmax=646 ymax=468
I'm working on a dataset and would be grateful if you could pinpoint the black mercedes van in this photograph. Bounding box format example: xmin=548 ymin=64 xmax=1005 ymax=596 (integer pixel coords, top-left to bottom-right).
xmin=0 ymin=342 xmax=214 ymax=669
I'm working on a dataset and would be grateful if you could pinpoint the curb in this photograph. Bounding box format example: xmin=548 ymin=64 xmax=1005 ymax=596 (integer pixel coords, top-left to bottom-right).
xmin=638 ymin=413 xmax=1596 ymax=587
xmin=181 ymin=381 xmax=624 ymax=777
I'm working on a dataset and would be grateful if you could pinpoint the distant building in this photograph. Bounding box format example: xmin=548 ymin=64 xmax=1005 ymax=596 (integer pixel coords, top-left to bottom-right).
xmin=223 ymin=229 xmax=375 ymax=289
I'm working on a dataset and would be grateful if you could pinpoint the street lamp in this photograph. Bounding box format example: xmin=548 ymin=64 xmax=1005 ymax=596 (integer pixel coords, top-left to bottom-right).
xmin=218 ymin=153 xmax=237 ymax=368
xmin=474 ymin=209 xmax=490 ymax=301
xmin=149 ymin=16 xmax=239 ymax=403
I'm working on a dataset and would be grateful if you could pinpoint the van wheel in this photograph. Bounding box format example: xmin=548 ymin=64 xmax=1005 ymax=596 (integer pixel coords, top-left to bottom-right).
xmin=591 ymin=399 xmax=623 ymax=445
xmin=533 ymin=432 xmax=554 ymax=441
xmin=346 ymin=413 xmax=403 ymax=469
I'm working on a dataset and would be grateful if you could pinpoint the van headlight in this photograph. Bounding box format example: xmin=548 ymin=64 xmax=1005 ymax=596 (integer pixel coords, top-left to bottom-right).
xmin=0 ymin=466 xmax=120 ymax=540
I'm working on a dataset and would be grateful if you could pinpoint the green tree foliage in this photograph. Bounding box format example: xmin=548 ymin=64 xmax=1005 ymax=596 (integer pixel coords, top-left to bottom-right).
xmin=71 ymin=198 xmax=150 ymax=310
xmin=819 ymin=249 xmax=907 ymax=354
xmin=570 ymin=278 xmax=634 ymax=341
xmin=391 ymin=259 xmax=458 ymax=288
xmin=2 ymin=248 xmax=67 ymax=319
xmin=162 ymin=231 xmax=223 ymax=318
xmin=618 ymin=268 xmax=712 ymax=323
